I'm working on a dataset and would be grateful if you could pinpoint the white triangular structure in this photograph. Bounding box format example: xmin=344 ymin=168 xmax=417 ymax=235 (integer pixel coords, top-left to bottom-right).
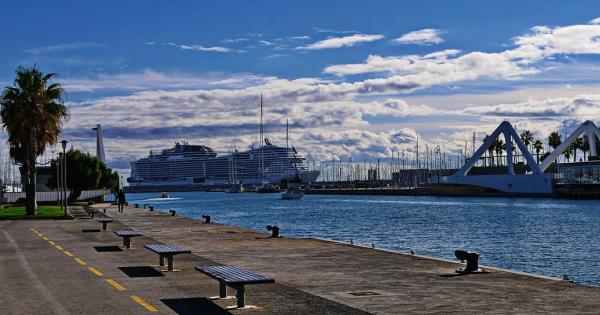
xmin=539 ymin=120 xmax=600 ymax=172
xmin=436 ymin=121 xmax=553 ymax=194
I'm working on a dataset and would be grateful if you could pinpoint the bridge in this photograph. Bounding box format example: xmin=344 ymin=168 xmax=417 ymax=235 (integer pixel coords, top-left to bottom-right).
xmin=435 ymin=120 xmax=600 ymax=194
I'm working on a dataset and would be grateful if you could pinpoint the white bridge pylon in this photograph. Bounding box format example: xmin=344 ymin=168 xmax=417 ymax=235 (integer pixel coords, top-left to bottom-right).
xmin=437 ymin=121 xmax=553 ymax=194
xmin=539 ymin=120 xmax=600 ymax=172
xmin=458 ymin=121 xmax=542 ymax=176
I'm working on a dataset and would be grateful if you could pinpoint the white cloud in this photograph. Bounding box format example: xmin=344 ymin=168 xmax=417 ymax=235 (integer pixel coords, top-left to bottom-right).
xmin=24 ymin=42 xmax=105 ymax=54
xmin=62 ymin=70 xmax=272 ymax=92
xmin=392 ymin=29 xmax=444 ymax=45
xmin=298 ymin=34 xmax=384 ymax=50
xmin=167 ymin=42 xmax=232 ymax=53
xmin=590 ymin=17 xmax=600 ymax=24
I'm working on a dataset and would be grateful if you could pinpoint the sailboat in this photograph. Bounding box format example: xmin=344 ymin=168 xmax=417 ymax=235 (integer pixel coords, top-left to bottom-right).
xmin=281 ymin=121 xmax=304 ymax=200
xmin=225 ymin=144 xmax=244 ymax=193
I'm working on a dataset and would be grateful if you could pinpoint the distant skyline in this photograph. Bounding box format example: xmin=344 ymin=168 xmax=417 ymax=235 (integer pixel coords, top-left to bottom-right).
xmin=3 ymin=1 xmax=600 ymax=177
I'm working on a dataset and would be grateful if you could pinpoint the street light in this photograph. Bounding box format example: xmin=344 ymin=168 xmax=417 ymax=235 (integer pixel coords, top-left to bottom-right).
xmin=61 ymin=140 xmax=68 ymax=217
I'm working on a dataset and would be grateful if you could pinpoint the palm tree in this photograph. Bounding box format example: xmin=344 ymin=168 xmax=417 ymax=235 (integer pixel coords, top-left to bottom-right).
xmin=520 ymin=130 xmax=534 ymax=152
xmin=484 ymin=135 xmax=495 ymax=166
xmin=573 ymin=137 xmax=583 ymax=162
xmin=564 ymin=144 xmax=573 ymax=162
xmin=494 ymin=138 xmax=504 ymax=166
xmin=548 ymin=131 xmax=562 ymax=163
xmin=582 ymin=134 xmax=590 ymax=160
xmin=533 ymin=140 xmax=543 ymax=164
xmin=0 ymin=66 xmax=69 ymax=215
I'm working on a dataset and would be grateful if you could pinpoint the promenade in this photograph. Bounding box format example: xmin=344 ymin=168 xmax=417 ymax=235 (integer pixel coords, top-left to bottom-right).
xmin=1 ymin=203 xmax=600 ymax=314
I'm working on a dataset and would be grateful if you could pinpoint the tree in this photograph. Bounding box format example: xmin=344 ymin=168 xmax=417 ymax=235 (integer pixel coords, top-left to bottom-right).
xmin=573 ymin=137 xmax=583 ymax=162
xmin=564 ymin=144 xmax=573 ymax=162
xmin=494 ymin=138 xmax=504 ymax=166
xmin=48 ymin=149 xmax=119 ymax=201
xmin=520 ymin=130 xmax=534 ymax=152
xmin=582 ymin=134 xmax=590 ymax=160
xmin=484 ymin=135 xmax=495 ymax=166
xmin=533 ymin=140 xmax=544 ymax=164
xmin=0 ymin=66 xmax=68 ymax=215
xmin=548 ymin=131 xmax=562 ymax=163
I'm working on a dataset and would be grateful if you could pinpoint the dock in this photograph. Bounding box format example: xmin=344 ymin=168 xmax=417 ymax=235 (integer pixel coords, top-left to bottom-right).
xmin=1 ymin=203 xmax=600 ymax=314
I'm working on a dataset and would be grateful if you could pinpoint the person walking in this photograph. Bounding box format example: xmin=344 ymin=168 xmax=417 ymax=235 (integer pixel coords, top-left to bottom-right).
xmin=117 ymin=189 xmax=126 ymax=213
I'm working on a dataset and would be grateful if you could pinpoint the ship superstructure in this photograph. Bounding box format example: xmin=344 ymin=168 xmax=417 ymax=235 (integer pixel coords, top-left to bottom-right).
xmin=128 ymin=141 xmax=320 ymax=187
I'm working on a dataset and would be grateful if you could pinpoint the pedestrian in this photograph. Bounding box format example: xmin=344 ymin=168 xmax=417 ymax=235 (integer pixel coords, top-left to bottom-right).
xmin=117 ymin=189 xmax=126 ymax=213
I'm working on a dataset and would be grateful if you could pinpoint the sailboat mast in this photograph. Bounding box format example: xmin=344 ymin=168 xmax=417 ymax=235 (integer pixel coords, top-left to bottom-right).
xmin=260 ymin=94 xmax=264 ymax=178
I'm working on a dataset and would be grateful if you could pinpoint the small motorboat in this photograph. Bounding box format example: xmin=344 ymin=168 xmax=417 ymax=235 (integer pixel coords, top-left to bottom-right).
xmin=160 ymin=192 xmax=169 ymax=199
xmin=256 ymin=182 xmax=280 ymax=193
xmin=281 ymin=186 xmax=303 ymax=200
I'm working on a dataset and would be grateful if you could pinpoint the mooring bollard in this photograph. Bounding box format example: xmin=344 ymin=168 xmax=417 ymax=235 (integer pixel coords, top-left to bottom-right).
xmin=103 ymin=208 xmax=106 ymax=213
xmin=202 ymin=214 xmax=211 ymax=223
xmin=134 ymin=203 xmax=139 ymax=208
xmin=125 ymin=202 xmax=129 ymax=206
xmin=454 ymin=250 xmax=481 ymax=274
xmin=169 ymin=209 xmax=176 ymax=216
xmin=149 ymin=206 xmax=154 ymax=211
xmin=143 ymin=204 xmax=148 ymax=209
xmin=266 ymin=225 xmax=280 ymax=238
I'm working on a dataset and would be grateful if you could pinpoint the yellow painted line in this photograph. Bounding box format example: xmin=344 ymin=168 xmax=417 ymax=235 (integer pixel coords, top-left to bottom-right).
xmin=36 ymin=233 xmax=43 ymax=237
xmin=64 ymin=251 xmax=74 ymax=257
xmin=30 ymin=228 xmax=37 ymax=232
xmin=42 ymin=237 xmax=48 ymax=241
xmin=47 ymin=240 xmax=56 ymax=245
xmin=74 ymin=258 xmax=87 ymax=266
xmin=106 ymin=279 xmax=126 ymax=291
xmin=54 ymin=245 xmax=64 ymax=250
xmin=131 ymin=295 xmax=158 ymax=312
xmin=88 ymin=267 xmax=104 ymax=276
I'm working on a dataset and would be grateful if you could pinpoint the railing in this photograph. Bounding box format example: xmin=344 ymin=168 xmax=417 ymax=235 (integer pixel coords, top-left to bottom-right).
xmin=2 ymin=189 xmax=112 ymax=203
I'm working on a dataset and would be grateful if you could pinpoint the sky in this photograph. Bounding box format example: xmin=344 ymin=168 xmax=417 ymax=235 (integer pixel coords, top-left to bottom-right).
xmin=2 ymin=1 xmax=600 ymax=178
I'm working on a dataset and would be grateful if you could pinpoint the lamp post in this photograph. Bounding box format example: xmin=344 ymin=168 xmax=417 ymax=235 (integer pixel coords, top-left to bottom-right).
xmin=61 ymin=140 xmax=68 ymax=217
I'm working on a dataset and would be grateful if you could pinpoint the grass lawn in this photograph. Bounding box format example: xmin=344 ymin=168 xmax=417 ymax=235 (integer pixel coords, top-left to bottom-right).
xmin=0 ymin=205 xmax=69 ymax=220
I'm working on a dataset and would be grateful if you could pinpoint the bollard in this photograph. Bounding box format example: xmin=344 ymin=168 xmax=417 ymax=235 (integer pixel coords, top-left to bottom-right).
xmin=266 ymin=225 xmax=280 ymax=238
xmin=454 ymin=250 xmax=481 ymax=273
xmin=143 ymin=204 xmax=148 ymax=209
xmin=103 ymin=208 xmax=106 ymax=213
xmin=134 ymin=203 xmax=139 ymax=208
xmin=169 ymin=209 xmax=176 ymax=216
xmin=149 ymin=206 xmax=154 ymax=212
xmin=202 ymin=214 xmax=211 ymax=224
xmin=125 ymin=202 xmax=129 ymax=206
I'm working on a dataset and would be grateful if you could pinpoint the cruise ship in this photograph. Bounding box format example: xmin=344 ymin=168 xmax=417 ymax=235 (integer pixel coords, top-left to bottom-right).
xmin=127 ymin=141 xmax=320 ymax=188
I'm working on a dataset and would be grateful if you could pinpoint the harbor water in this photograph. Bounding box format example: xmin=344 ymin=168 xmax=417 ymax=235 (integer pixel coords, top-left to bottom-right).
xmin=126 ymin=192 xmax=600 ymax=286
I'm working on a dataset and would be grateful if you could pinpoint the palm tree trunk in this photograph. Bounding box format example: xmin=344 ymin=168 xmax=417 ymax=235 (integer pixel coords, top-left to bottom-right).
xmin=26 ymin=133 xmax=37 ymax=215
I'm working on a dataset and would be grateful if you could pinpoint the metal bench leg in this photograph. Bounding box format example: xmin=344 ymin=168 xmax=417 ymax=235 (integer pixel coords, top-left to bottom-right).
xmin=219 ymin=282 xmax=227 ymax=298
xmin=159 ymin=254 xmax=165 ymax=267
xmin=124 ymin=237 xmax=131 ymax=249
xmin=236 ymin=285 xmax=245 ymax=308
xmin=91 ymin=212 xmax=95 ymax=218
xmin=102 ymin=222 xmax=107 ymax=231
xmin=167 ymin=255 xmax=174 ymax=271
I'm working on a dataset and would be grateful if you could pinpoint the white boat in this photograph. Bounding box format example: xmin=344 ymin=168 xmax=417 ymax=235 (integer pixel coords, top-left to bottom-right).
xmin=160 ymin=192 xmax=169 ymax=198
xmin=281 ymin=186 xmax=303 ymax=199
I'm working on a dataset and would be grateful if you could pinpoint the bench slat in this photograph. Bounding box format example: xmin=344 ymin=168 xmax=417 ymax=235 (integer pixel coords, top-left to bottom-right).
xmin=144 ymin=244 xmax=191 ymax=254
xmin=196 ymin=266 xmax=275 ymax=285
xmin=113 ymin=230 xmax=143 ymax=237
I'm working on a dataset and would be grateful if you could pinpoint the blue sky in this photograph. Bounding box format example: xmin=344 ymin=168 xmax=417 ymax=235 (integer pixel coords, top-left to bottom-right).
xmin=2 ymin=1 xmax=600 ymax=175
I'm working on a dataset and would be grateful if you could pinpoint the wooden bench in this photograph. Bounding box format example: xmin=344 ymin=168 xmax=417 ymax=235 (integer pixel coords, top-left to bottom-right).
xmin=113 ymin=230 xmax=143 ymax=249
xmin=87 ymin=209 xmax=98 ymax=218
xmin=97 ymin=218 xmax=113 ymax=231
xmin=196 ymin=265 xmax=275 ymax=308
xmin=144 ymin=244 xmax=191 ymax=271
